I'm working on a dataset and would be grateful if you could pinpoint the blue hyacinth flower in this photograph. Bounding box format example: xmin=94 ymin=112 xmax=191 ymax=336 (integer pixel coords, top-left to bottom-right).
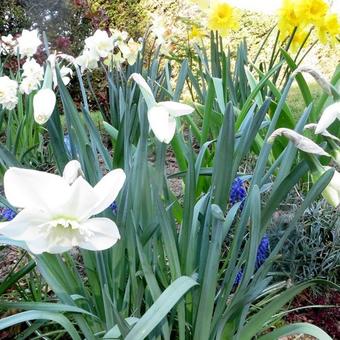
xmin=234 ymin=234 xmax=270 ymax=286
xmin=0 ymin=207 xmax=16 ymax=221
xmin=230 ymin=177 xmax=247 ymax=208
xmin=109 ymin=201 xmax=118 ymax=215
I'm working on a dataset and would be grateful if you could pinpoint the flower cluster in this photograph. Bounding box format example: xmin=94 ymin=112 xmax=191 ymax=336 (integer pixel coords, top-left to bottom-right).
xmin=0 ymin=207 xmax=17 ymax=221
xmin=76 ymin=29 xmax=142 ymax=72
xmin=0 ymin=29 xmax=42 ymax=57
xmin=229 ymin=177 xmax=247 ymax=207
xmin=234 ymin=234 xmax=270 ymax=286
xmin=278 ymin=0 xmax=340 ymax=47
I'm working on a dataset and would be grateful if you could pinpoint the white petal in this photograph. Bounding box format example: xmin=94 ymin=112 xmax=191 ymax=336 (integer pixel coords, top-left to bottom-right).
xmin=62 ymin=160 xmax=84 ymax=185
xmin=148 ymin=106 xmax=176 ymax=144
xmin=78 ymin=217 xmax=120 ymax=251
xmin=0 ymin=208 xmax=50 ymax=241
xmin=130 ymin=73 xmax=156 ymax=109
xmin=26 ymin=234 xmax=72 ymax=254
xmin=322 ymin=167 xmax=340 ymax=207
xmin=58 ymin=176 xmax=98 ymax=220
xmin=158 ymin=101 xmax=194 ymax=117
xmin=91 ymin=169 xmax=126 ymax=216
xmin=4 ymin=167 xmax=70 ymax=211
xmin=268 ymin=128 xmax=330 ymax=156
xmin=33 ymin=89 xmax=56 ymax=125
xmin=315 ymin=102 xmax=340 ymax=134
xmin=305 ymin=124 xmax=340 ymax=142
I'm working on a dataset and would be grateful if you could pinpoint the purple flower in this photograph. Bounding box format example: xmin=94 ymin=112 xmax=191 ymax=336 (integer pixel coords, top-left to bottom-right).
xmin=230 ymin=177 xmax=247 ymax=208
xmin=109 ymin=201 xmax=117 ymax=215
xmin=0 ymin=207 xmax=16 ymax=221
xmin=234 ymin=234 xmax=270 ymax=286
xmin=255 ymin=234 xmax=270 ymax=270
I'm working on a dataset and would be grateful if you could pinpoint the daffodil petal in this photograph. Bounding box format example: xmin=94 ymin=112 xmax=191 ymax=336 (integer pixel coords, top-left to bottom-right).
xmin=315 ymin=102 xmax=340 ymax=134
xmin=33 ymin=88 xmax=56 ymax=125
xmin=0 ymin=208 xmax=50 ymax=241
xmin=59 ymin=176 xmax=98 ymax=220
xmin=159 ymin=101 xmax=194 ymax=117
xmin=78 ymin=217 xmax=120 ymax=251
xmin=27 ymin=235 xmax=73 ymax=254
xmin=91 ymin=169 xmax=126 ymax=216
xmin=4 ymin=167 xmax=70 ymax=211
xmin=62 ymin=160 xmax=84 ymax=185
xmin=130 ymin=73 xmax=156 ymax=109
xmin=148 ymin=106 xmax=176 ymax=144
xmin=268 ymin=128 xmax=330 ymax=156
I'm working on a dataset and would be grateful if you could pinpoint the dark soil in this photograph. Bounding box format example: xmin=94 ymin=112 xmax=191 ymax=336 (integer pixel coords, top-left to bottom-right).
xmin=285 ymin=289 xmax=340 ymax=339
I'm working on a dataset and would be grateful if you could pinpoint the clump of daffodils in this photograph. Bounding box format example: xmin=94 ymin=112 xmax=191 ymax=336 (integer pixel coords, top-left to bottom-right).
xmin=76 ymin=29 xmax=142 ymax=72
xmin=278 ymin=0 xmax=340 ymax=47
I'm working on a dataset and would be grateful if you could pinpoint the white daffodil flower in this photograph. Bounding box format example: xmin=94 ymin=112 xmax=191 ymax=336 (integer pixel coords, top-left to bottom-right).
xmin=268 ymin=128 xmax=330 ymax=157
xmin=1 ymin=34 xmax=17 ymax=55
xmin=111 ymin=29 xmax=129 ymax=45
xmin=312 ymin=166 xmax=340 ymax=208
xmin=0 ymin=76 xmax=18 ymax=110
xmin=0 ymin=161 xmax=126 ymax=254
xmin=33 ymin=88 xmax=56 ymax=125
xmin=75 ymin=48 xmax=99 ymax=72
xmin=47 ymin=54 xmax=73 ymax=88
xmin=85 ymin=29 xmax=113 ymax=58
xmin=119 ymin=38 xmax=141 ymax=65
xmin=315 ymin=102 xmax=340 ymax=134
xmin=19 ymin=58 xmax=44 ymax=95
xmin=16 ymin=29 xmax=42 ymax=58
xmin=131 ymin=73 xmax=194 ymax=144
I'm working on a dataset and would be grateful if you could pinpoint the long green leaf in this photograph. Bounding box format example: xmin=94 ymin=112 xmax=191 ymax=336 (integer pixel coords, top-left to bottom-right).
xmin=125 ymin=276 xmax=198 ymax=340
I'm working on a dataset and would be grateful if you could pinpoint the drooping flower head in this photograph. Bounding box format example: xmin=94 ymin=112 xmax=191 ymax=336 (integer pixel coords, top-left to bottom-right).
xmin=0 ymin=161 xmax=126 ymax=254
xmin=33 ymin=88 xmax=56 ymax=125
xmin=130 ymin=73 xmax=194 ymax=144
